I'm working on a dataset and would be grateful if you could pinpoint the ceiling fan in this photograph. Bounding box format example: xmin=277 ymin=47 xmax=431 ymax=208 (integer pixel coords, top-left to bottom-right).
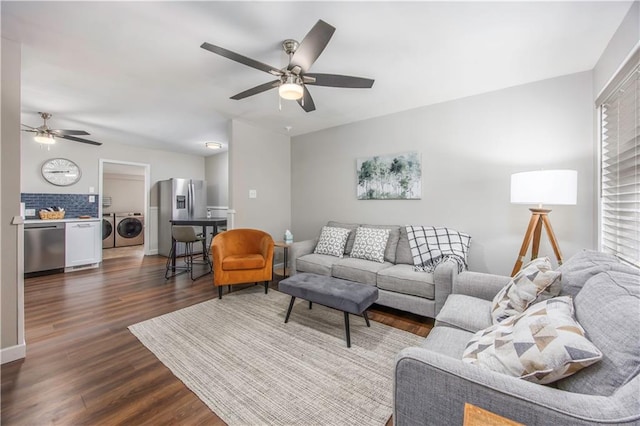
xmin=21 ymin=112 xmax=102 ymax=146
xmin=201 ymin=19 xmax=374 ymax=112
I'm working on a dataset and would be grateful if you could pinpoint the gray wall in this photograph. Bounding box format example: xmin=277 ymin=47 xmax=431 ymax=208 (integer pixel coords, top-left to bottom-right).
xmin=593 ymin=1 xmax=640 ymax=97
xmin=229 ymin=120 xmax=291 ymax=242
xmin=103 ymin=173 xmax=145 ymax=214
xmin=1 ymin=37 xmax=22 ymax=351
xmin=21 ymin=134 xmax=205 ymax=207
xmin=291 ymin=71 xmax=595 ymax=276
xmin=205 ymin=151 xmax=228 ymax=207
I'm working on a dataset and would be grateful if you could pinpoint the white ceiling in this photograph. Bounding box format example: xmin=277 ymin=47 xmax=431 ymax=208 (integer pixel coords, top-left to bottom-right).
xmin=2 ymin=1 xmax=633 ymax=157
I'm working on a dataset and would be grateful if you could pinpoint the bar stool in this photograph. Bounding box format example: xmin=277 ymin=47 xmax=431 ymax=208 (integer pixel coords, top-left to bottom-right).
xmin=165 ymin=226 xmax=212 ymax=280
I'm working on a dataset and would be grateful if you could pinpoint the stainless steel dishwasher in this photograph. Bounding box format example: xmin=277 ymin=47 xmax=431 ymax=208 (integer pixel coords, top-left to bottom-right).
xmin=24 ymin=222 xmax=65 ymax=275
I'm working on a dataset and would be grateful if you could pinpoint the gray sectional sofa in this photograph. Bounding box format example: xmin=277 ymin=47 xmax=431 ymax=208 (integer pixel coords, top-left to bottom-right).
xmin=290 ymin=221 xmax=459 ymax=318
xmin=394 ymin=250 xmax=640 ymax=425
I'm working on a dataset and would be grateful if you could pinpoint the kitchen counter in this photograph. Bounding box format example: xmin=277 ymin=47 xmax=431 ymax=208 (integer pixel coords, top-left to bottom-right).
xmin=24 ymin=217 xmax=100 ymax=224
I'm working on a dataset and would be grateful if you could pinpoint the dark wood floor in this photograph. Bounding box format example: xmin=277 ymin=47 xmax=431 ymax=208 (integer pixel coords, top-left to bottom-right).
xmin=1 ymin=254 xmax=433 ymax=425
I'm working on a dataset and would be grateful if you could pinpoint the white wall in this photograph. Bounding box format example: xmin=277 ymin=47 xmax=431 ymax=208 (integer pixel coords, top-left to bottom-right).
xmin=103 ymin=173 xmax=145 ymax=214
xmin=291 ymin=71 xmax=595 ymax=276
xmin=205 ymin=151 xmax=228 ymax=207
xmin=229 ymin=120 xmax=291 ymax=241
xmin=1 ymin=36 xmax=24 ymax=358
xmin=21 ymin=136 xmax=206 ymax=207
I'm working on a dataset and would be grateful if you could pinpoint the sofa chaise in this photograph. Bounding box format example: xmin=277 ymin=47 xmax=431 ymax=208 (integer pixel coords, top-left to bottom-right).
xmin=290 ymin=221 xmax=462 ymax=319
xmin=393 ymin=250 xmax=640 ymax=425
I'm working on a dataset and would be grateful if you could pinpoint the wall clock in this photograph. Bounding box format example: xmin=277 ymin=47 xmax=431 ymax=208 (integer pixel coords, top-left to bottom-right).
xmin=41 ymin=158 xmax=82 ymax=186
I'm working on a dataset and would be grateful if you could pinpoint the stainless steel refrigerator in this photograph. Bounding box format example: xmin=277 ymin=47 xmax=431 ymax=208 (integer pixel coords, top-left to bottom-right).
xmin=158 ymin=178 xmax=207 ymax=257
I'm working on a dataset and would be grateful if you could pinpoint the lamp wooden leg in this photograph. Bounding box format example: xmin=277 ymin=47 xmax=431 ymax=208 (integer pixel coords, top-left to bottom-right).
xmin=511 ymin=213 xmax=542 ymax=276
xmin=541 ymin=214 xmax=564 ymax=265
xmin=531 ymin=216 xmax=544 ymax=260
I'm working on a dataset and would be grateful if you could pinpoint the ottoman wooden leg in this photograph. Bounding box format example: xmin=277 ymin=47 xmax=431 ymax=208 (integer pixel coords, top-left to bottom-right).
xmin=344 ymin=312 xmax=351 ymax=348
xmin=284 ymin=296 xmax=296 ymax=323
xmin=309 ymin=301 xmax=313 ymax=309
xmin=363 ymin=310 xmax=371 ymax=327
xmin=218 ymin=286 xmax=222 ymax=299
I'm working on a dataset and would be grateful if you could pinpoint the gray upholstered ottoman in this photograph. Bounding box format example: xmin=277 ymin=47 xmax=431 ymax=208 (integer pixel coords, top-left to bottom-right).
xmin=278 ymin=272 xmax=379 ymax=347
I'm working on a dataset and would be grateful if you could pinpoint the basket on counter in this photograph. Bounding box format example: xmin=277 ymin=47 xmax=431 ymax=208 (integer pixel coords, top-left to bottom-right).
xmin=39 ymin=210 xmax=65 ymax=220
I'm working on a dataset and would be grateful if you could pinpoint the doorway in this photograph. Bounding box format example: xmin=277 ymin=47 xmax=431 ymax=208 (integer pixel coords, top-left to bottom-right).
xmin=99 ymin=159 xmax=151 ymax=258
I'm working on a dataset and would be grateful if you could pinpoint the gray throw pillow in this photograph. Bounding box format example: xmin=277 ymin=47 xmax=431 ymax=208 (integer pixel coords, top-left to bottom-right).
xmin=350 ymin=227 xmax=390 ymax=263
xmin=314 ymin=226 xmax=351 ymax=258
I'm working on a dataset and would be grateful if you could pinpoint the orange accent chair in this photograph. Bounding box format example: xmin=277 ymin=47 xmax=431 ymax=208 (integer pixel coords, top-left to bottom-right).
xmin=211 ymin=228 xmax=274 ymax=299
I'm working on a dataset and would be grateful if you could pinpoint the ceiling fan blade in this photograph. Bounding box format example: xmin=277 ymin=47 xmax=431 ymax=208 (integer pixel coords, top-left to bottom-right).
xmin=297 ymin=86 xmax=316 ymax=113
xmin=230 ymin=80 xmax=280 ymax=100
xmin=51 ymin=129 xmax=90 ymax=136
xmin=201 ymin=42 xmax=283 ymax=76
xmin=60 ymin=135 xmax=102 ymax=146
xmin=305 ymin=73 xmax=374 ymax=88
xmin=21 ymin=129 xmax=37 ymax=133
xmin=289 ymin=20 xmax=336 ymax=73
xmin=21 ymin=123 xmax=38 ymax=130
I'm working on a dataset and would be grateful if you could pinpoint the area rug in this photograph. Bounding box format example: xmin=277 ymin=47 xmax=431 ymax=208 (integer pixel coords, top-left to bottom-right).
xmin=129 ymin=286 xmax=424 ymax=425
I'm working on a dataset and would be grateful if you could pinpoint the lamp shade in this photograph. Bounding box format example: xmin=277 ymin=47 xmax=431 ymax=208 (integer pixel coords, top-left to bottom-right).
xmin=511 ymin=170 xmax=577 ymax=206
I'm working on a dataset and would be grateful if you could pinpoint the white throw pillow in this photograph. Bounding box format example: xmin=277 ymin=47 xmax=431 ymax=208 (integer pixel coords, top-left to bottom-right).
xmin=313 ymin=226 xmax=351 ymax=258
xmin=491 ymin=257 xmax=561 ymax=324
xmin=463 ymin=296 xmax=602 ymax=385
xmin=350 ymin=227 xmax=390 ymax=263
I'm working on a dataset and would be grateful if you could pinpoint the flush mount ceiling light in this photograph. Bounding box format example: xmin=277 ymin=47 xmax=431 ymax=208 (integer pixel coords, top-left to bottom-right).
xmin=205 ymin=142 xmax=223 ymax=150
xmin=34 ymin=131 xmax=56 ymax=145
xmin=278 ymin=75 xmax=304 ymax=100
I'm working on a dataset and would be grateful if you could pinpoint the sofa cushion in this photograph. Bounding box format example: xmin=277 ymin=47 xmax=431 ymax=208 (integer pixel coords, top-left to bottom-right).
xmin=435 ymin=295 xmax=492 ymax=333
xmin=395 ymin=226 xmax=414 ymax=265
xmin=296 ymin=253 xmax=342 ymax=276
xmin=558 ymin=270 xmax=640 ymax=396
xmin=463 ymin=296 xmax=603 ymax=385
xmin=350 ymin=227 xmax=390 ymax=263
xmin=327 ymin=221 xmax=359 ymax=255
xmin=331 ymin=257 xmax=393 ymax=286
xmin=362 ymin=224 xmax=401 ymax=263
xmin=491 ymin=257 xmax=561 ymax=324
xmin=314 ymin=226 xmax=351 ymax=258
xmin=422 ymin=326 xmax=475 ymax=359
xmin=557 ymin=249 xmax=621 ymax=298
xmin=377 ymin=264 xmax=435 ymax=299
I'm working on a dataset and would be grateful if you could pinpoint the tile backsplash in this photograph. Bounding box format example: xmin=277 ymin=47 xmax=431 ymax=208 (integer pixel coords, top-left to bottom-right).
xmin=21 ymin=193 xmax=99 ymax=218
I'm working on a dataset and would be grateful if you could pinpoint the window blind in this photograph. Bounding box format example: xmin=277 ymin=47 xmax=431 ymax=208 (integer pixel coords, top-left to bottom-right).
xmin=600 ymin=63 xmax=639 ymax=267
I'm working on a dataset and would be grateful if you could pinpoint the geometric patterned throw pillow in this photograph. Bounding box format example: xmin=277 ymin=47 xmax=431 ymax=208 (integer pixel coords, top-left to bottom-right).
xmin=491 ymin=257 xmax=561 ymax=324
xmin=350 ymin=227 xmax=390 ymax=263
xmin=463 ymin=296 xmax=603 ymax=385
xmin=313 ymin=226 xmax=352 ymax=258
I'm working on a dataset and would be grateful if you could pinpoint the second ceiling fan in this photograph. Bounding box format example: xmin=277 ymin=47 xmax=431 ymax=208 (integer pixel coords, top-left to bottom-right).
xmin=201 ymin=19 xmax=374 ymax=112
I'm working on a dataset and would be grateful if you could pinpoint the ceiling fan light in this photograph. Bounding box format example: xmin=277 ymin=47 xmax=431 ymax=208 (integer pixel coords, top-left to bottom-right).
xmin=205 ymin=142 xmax=223 ymax=150
xmin=34 ymin=132 xmax=55 ymax=145
xmin=279 ymin=82 xmax=304 ymax=100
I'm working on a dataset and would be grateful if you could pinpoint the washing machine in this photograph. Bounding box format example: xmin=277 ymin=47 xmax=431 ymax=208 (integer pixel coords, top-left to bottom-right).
xmin=102 ymin=213 xmax=115 ymax=249
xmin=115 ymin=213 xmax=144 ymax=247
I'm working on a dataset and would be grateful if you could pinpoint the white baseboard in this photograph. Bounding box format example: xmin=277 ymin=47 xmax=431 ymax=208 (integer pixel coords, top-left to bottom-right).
xmin=148 ymin=249 xmax=158 ymax=255
xmin=1 ymin=342 xmax=25 ymax=364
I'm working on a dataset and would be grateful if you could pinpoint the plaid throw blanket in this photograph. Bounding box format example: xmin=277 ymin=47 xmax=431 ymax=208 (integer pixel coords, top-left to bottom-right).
xmin=406 ymin=226 xmax=471 ymax=273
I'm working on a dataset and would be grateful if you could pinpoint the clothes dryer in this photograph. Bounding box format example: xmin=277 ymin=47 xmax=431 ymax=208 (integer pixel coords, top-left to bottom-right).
xmin=102 ymin=213 xmax=115 ymax=249
xmin=115 ymin=213 xmax=144 ymax=247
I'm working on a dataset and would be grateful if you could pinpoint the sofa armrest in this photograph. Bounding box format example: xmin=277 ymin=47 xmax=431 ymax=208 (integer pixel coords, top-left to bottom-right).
xmin=453 ymin=271 xmax=511 ymax=301
xmin=394 ymin=347 xmax=639 ymax=426
xmin=289 ymin=238 xmax=318 ymax=275
xmin=433 ymin=259 xmax=459 ymax=315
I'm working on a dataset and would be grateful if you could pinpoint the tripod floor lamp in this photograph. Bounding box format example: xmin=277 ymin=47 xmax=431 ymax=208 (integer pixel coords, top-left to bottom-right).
xmin=510 ymin=170 xmax=577 ymax=276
